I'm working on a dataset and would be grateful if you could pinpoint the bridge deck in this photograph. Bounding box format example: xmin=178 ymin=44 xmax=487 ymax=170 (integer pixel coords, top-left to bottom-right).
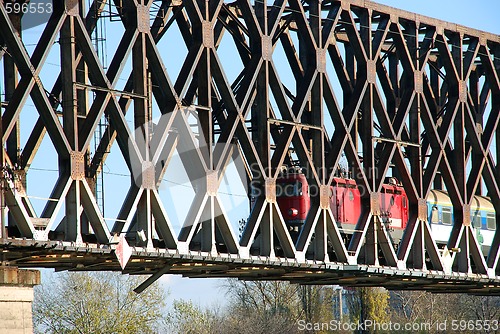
xmin=0 ymin=0 xmax=499 ymax=292
xmin=2 ymin=238 xmax=499 ymax=294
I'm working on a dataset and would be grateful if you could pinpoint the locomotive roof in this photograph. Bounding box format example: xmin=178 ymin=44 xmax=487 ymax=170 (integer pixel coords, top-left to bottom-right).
xmin=332 ymin=176 xmax=356 ymax=185
xmin=277 ymin=172 xmax=306 ymax=180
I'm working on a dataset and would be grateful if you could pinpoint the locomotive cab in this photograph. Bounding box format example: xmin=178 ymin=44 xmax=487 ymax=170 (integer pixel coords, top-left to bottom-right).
xmin=276 ymin=172 xmax=309 ymax=238
xmin=380 ymin=178 xmax=408 ymax=228
xmin=331 ymin=177 xmax=361 ymax=232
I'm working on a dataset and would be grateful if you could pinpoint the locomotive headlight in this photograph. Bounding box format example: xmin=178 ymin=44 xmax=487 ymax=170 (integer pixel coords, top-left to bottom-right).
xmin=288 ymin=208 xmax=299 ymax=217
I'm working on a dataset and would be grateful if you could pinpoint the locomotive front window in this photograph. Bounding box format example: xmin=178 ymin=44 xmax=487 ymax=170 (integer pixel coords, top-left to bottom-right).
xmin=276 ymin=182 xmax=303 ymax=197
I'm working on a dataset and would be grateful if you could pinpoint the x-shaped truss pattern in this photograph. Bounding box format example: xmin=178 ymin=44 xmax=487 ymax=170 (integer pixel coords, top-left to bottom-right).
xmin=0 ymin=0 xmax=499 ymax=285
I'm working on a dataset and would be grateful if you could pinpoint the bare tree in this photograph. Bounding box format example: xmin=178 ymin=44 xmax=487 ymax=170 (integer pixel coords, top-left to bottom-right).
xmin=164 ymin=299 xmax=224 ymax=334
xmin=33 ymin=271 xmax=167 ymax=334
xmin=218 ymin=279 xmax=336 ymax=334
xmin=221 ymin=279 xmax=303 ymax=334
xmin=390 ymin=291 xmax=500 ymax=334
xmin=166 ymin=279 xmax=337 ymax=334
xmin=462 ymin=295 xmax=500 ymax=323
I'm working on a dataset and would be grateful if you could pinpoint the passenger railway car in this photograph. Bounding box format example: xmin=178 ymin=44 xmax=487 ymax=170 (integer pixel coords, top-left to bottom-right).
xmin=428 ymin=190 xmax=496 ymax=254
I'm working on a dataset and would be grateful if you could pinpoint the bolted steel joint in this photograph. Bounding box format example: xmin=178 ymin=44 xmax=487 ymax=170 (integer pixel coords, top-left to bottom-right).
xmin=320 ymin=185 xmax=330 ymax=209
xmin=462 ymin=204 xmax=471 ymax=226
xmin=206 ymin=170 xmax=218 ymax=196
xmin=265 ymin=178 xmax=276 ymax=203
xmin=13 ymin=170 xmax=27 ymax=196
xmin=414 ymin=70 xmax=423 ymax=94
xmin=65 ymin=0 xmax=79 ymax=15
xmin=261 ymin=35 xmax=273 ymax=61
xmin=317 ymin=49 xmax=326 ymax=73
xmin=459 ymin=80 xmax=467 ymax=103
xmin=137 ymin=5 xmax=150 ymax=33
xmin=141 ymin=161 xmax=155 ymax=189
xmin=70 ymin=151 xmax=85 ymax=180
xmin=202 ymin=21 xmax=214 ymax=48
xmin=340 ymin=1 xmax=350 ymax=11
xmin=370 ymin=192 xmax=380 ymax=215
xmin=418 ymin=198 xmax=428 ymax=221
xmin=367 ymin=60 xmax=377 ymax=84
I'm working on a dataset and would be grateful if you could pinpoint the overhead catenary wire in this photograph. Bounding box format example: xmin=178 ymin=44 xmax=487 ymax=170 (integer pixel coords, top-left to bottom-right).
xmin=27 ymin=166 xmax=248 ymax=198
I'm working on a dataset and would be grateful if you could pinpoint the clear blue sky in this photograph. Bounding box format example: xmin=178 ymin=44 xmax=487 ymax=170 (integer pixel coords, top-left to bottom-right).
xmin=376 ymin=0 xmax=499 ymax=34
xmin=19 ymin=0 xmax=500 ymax=308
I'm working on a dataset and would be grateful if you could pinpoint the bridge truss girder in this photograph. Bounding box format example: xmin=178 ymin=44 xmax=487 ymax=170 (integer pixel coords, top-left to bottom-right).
xmin=0 ymin=0 xmax=500 ymax=292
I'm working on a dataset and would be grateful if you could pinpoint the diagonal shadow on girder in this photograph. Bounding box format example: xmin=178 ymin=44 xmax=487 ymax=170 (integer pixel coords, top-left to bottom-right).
xmin=398 ymin=212 xmax=444 ymax=271
xmin=353 ymin=214 xmax=399 ymax=267
xmin=297 ymin=205 xmax=349 ymax=263
xmin=447 ymin=225 xmax=489 ymax=275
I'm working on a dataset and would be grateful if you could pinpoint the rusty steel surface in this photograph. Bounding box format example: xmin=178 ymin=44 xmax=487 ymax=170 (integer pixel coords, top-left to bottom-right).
xmin=0 ymin=0 xmax=499 ymax=293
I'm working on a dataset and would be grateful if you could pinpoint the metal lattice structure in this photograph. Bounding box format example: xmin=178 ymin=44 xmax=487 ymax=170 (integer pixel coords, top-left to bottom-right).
xmin=0 ymin=0 xmax=500 ymax=293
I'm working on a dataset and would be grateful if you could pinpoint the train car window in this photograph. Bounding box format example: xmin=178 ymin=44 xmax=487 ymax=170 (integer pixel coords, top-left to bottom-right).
xmin=487 ymin=213 xmax=496 ymax=230
xmin=348 ymin=190 xmax=354 ymax=201
xmin=390 ymin=196 xmax=395 ymax=206
xmin=442 ymin=207 xmax=452 ymax=225
xmin=431 ymin=206 xmax=439 ymax=223
xmin=402 ymin=197 xmax=407 ymax=208
xmin=471 ymin=212 xmax=482 ymax=228
xmin=276 ymin=182 xmax=303 ymax=197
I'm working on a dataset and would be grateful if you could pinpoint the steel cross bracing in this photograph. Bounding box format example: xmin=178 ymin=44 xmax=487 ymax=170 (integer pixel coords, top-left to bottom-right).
xmin=0 ymin=0 xmax=500 ymax=293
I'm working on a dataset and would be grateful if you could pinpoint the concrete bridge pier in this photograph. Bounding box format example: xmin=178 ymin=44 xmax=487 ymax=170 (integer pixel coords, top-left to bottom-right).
xmin=0 ymin=267 xmax=40 ymax=334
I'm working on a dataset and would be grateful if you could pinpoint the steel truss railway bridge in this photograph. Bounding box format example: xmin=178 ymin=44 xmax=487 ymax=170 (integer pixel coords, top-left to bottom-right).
xmin=0 ymin=0 xmax=499 ymax=294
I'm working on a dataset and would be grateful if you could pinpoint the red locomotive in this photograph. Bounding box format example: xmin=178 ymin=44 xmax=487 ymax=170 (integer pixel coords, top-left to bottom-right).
xmin=275 ymin=168 xmax=409 ymax=244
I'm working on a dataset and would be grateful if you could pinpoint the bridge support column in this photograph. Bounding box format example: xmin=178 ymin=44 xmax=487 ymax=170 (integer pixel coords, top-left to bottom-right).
xmin=0 ymin=267 xmax=40 ymax=334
